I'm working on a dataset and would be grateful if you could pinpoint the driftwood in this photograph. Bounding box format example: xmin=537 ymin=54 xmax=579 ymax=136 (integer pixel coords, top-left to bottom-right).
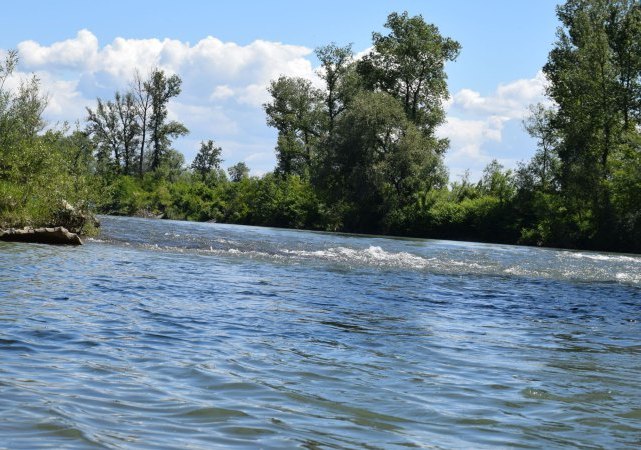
xmin=0 ymin=226 xmax=82 ymax=245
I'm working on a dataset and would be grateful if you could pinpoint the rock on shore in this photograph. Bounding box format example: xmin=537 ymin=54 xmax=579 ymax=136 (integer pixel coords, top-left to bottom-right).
xmin=0 ymin=226 xmax=82 ymax=245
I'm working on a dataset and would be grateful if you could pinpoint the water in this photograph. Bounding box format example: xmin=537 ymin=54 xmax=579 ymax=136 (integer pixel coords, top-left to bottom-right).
xmin=1 ymin=215 xmax=640 ymax=449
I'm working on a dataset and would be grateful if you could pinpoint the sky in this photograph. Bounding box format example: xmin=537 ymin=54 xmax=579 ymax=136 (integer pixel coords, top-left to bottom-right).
xmin=0 ymin=0 xmax=561 ymax=180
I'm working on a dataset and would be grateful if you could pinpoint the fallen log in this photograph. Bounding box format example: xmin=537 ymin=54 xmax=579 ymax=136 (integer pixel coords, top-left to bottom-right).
xmin=0 ymin=226 xmax=82 ymax=245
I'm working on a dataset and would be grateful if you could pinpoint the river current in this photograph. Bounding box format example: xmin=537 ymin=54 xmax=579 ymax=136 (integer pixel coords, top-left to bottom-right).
xmin=1 ymin=215 xmax=640 ymax=449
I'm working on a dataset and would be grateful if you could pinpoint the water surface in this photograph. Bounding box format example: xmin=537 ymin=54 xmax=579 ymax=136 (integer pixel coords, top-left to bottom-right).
xmin=1 ymin=216 xmax=640 ymax=448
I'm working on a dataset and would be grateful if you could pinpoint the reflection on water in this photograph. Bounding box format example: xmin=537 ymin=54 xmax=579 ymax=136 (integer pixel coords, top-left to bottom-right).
xmin=0 ymin=215 xmax=640 ymax=449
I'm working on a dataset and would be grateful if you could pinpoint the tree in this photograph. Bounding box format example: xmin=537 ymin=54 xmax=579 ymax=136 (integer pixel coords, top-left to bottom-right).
xmin=522 ymin=103 xmax=561 ymax=192
xmin=114 ymin=92 xmax=139 ymax=175
xmin=146 ymin=69 xmax=188 ymax=170
xmin=357 ymin=11 xmax=461 ymax=137
xmin=1 ymin=75 xmax=47 ymax=147
xmin=264 ymin=76 xmax=324 ymax=177
xmin=86 ymin=98 xmax=120 ymax=174
xmin=86 ymin=91 xmax=139 ymax=175
xmin=478 ymin=160 xmax=515 ymax=204
xmin=315 ymin=43 xmax=354 ymax=135
xmin=0 ymin=53 xmax=96 ymax=230
xmin=542 ymin=0 xmax=641 ymax=246
xmin=0 ymin=50 xmax=17 ymax=93
xmin=1 ymin=51 xmax=48 ymax=179
xmin=131 ymin=69 xmax=152 ymax=176
xmin=332 ymin=90 xmax=447 ymax=231
xmin=191 ymin=140 xmax=222 ymax=179
xmin=609 ymin=1 xmax=641 ymax=130
xmin=228 ymin=161 xmax=249 ymax=182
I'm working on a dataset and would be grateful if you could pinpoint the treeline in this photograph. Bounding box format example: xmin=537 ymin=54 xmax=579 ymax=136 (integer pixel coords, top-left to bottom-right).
xmin=90 ymin=11 xmax=462 ymax=233
xmin=2 ymin=2 xmax=641 ymax=253
xmin=515 ymin=0 xmax=641 ymax=251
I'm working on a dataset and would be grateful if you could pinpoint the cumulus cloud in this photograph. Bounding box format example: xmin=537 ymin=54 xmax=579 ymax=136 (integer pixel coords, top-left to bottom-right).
xmin=210 ymin=85 xmax=234 ymax=101
xmin=18 ymin=29 xmax=99 ymax=70
xmin=439 ymin=72 xmax=548 ymax=179
xmin=439 ymin=116 xmax=507 ymax=169
xmin=451 ymin=71 xmax=548 ymax=119
xmin=16 ymin=30 xmax=315 ymax=101
xmin=36 ymin=72 xmax=87 ymax=121
xmin=7 ymin=29 xmax=317 ymax=172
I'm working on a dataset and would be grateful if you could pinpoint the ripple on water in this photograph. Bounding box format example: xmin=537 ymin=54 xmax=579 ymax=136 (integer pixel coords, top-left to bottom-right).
xmin=0 ymin=216 xmax=640 ymax=448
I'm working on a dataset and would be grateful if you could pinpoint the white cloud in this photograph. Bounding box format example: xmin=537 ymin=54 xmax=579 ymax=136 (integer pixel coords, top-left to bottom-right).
xmin=0 ymin=69 xmax=90 ymax=126
xmin=168 ymin=102 xmax=239 ymax=136
xmin=210 ymin=85 xmax=234 ymax=101
xmin=439 ymin=115 xmax=507 ymax=168
xmin=36 ymin=72 xmax=87 ymax=121
xmin=450 ymin=71 xmax=548 ymax=119
xmin=439 ymin=72 xmax=548 ymax=180
xmin=353 ymin=46 xmax=374 ymax=61
xmin=6 ymin=29 xmax=319 ymax=172
xmin=18 ymin=30 xmax=99 ymax=70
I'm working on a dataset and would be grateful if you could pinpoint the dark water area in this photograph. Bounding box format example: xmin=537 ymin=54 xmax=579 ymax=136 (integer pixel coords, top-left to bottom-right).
xmin=1 ymin=215 xmax=640 ymax=449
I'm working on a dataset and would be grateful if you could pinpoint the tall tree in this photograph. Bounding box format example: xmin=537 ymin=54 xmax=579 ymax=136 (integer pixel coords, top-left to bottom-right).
xmin=191 ymin=140 xmax=222 ymax=180
xmin=609 ymin=1 xmax=641 ymax=130
xmin=543 ymin=0 xmax=641 ymax=243
xmin=315 ymin=43 xmax=354 ymax=135
xmin=86 ymin=91 xmax=139 ymax=175
xmin=114 ymin=92 xmax=139 ymax=175
xmin=522 ymin=103 xmax=561 ymax=192
xmin=228 ymin=161 xmax=250 ymax=182
xmin=131 ymin=69 xmax=152 ymax=176
xmin=357 ymin=11 xmax=461 ymax=137
xmin=264 ymin=76 xmax=324 ymax=177
xmin=332 ymin=90 xmax=447 ymax=231
xmin=1 ymin=51 xmax=48 ymax=175
xmin=145 ymin=69 xmax=188 ymax=170
xmin=86 ymin=98 xmax=120 ymax=174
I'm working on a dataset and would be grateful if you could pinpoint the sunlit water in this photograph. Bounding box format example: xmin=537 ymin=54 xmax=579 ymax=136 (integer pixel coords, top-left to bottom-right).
xmin=1 ymin=215 xmax=640 ymax=449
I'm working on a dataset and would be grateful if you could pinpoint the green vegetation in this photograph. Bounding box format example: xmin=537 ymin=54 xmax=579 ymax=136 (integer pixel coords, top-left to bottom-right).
xmin=0 ymin=50 xmax=97 ymax=232
xmin=2 ymin=2 xmax=641 ymax=253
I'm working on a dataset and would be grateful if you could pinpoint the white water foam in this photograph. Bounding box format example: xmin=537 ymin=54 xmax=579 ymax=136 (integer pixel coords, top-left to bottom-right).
xmin=616 ymin=272 xmax=641 ymax=284
xmin=282 ymin=246 xmax=434 ymax=269
xmin=566 ymin=252 xmax=641 ymax=263
xmin=92 ymin=229 xmax=641 ymax=284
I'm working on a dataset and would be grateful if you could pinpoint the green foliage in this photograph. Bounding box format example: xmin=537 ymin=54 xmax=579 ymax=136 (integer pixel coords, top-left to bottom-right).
xmin=96 ymin=170 xmax=329 ymax=230
xmin=514 ymin=0 xmax=641 ymax=251
xmin=0 ymin=128 xmax=99 ymax=230
xmin=477 ymin=160 xmax=516 ymax=203
xmin=85 ymin=68 xmax=188 ymax=178
xmin=357 ymin=11 xmax=461 ymax=135
xmin=0 ymin=52 xmax=97 ymax=231
xmin=147 ymin=70 xmax=189 ymax=170
xmin=228 ymin=161 xmax=249 ymax=182
xmin=191 ymin=140 xmax=223 ymax=181
xmin=260 ymin=12 xmax=457 ymax=234
xmin=315 ymin=43 xmax=355 ymax=134
xmin=264 ymin=76 xmax=325 ymax=177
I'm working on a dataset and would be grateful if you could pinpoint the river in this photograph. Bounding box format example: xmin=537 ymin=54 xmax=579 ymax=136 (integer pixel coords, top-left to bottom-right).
xmin=1 ymin=215 xmax=640 ymax=449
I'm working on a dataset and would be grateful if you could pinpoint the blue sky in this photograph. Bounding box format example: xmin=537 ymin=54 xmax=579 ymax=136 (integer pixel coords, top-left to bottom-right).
xmin=0 ymin=0 xmax=561 ymax=179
